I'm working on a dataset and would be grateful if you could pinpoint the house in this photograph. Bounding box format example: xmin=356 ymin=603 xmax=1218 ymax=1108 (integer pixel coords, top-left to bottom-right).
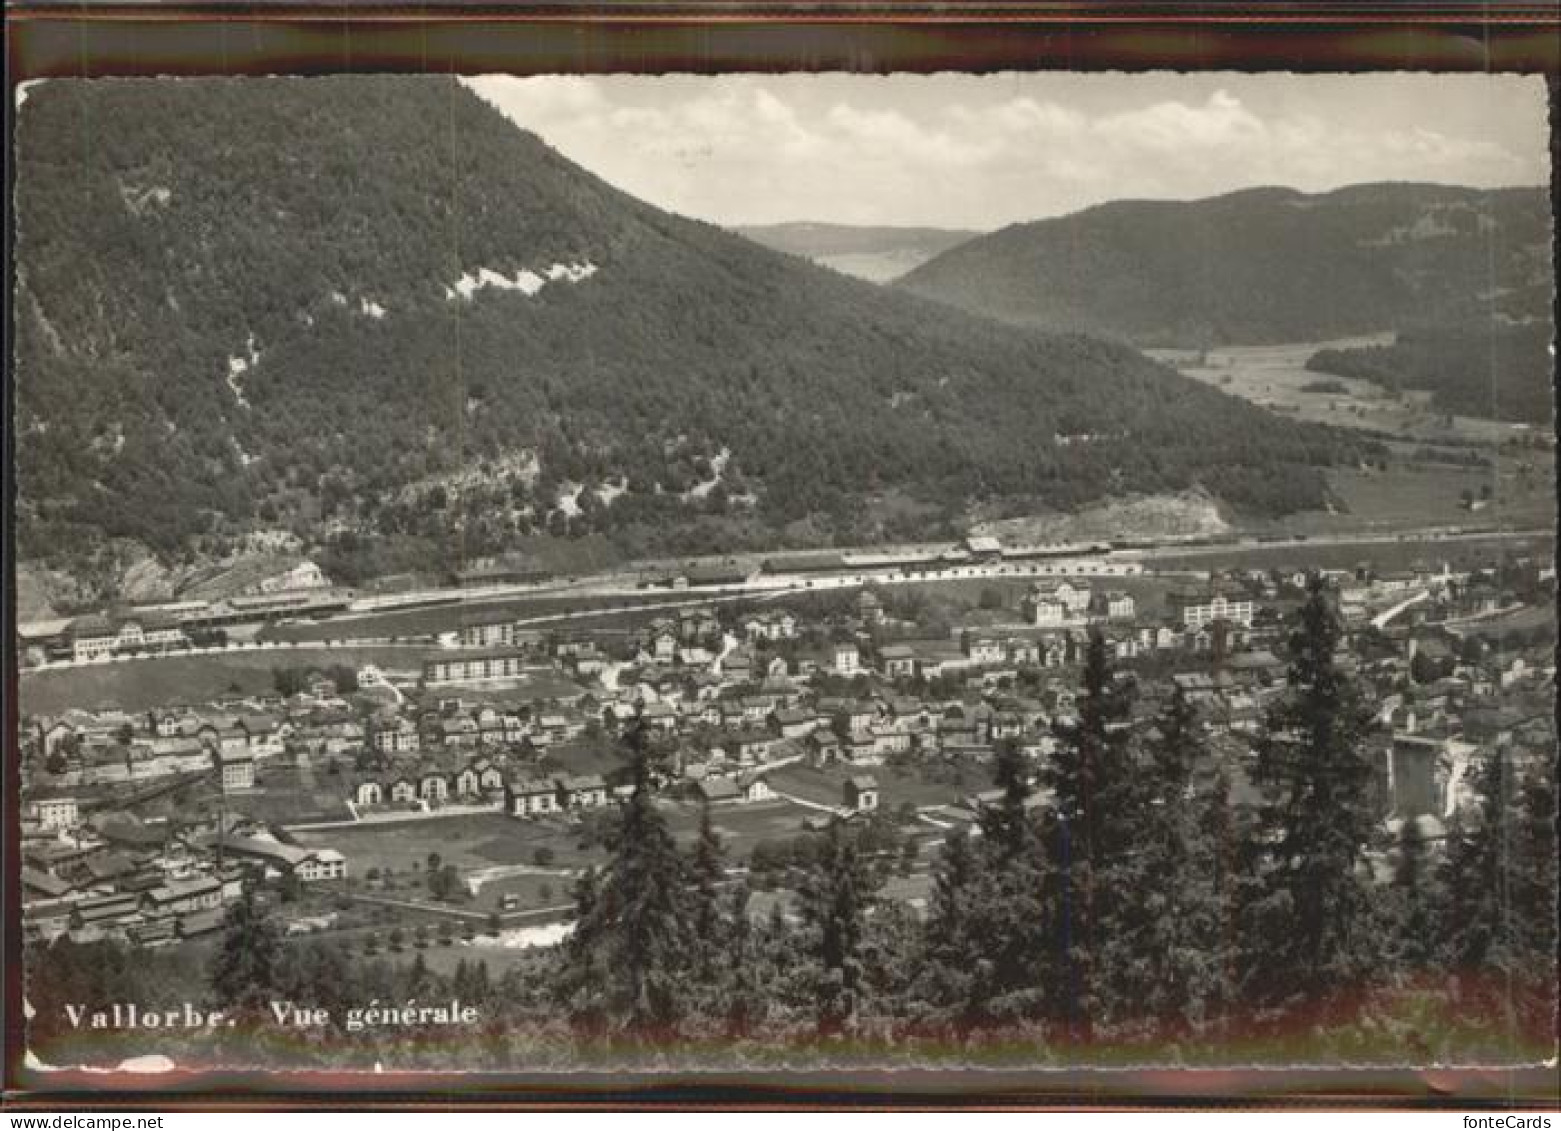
xmin=1097 ymin=591 xmax=1136 ymax=620
xmin=640 ymin=701 xmax=679 ymax=733
xmin=535 ymin=711 xmax=587 ymax=745
xmin=423 ymin=651 xmax=530 ymax=686
xmin=1023 ymin=594 xmax=1071 ymax=627
xmin=388 ymin=778 xmax=418 ymax=804
xmin=370 ymin=716 xmax=420 ymax=756
xmin=70 ymin=893 xmax=143 ymax=932
xmin=354 ymin=780 xmax=384 ymax=807
xmin=236 ymin=715 xmax=286 ymax=756
xmin=1007 ymin=638 xmax=1041 ymax=667
xmin=770 ymin=708 xmax=820 ymax=738
xmin=557 ymin=774 xmax=609 ymax=810
xmin=843 ymin=775 xmax=880 ymax=813
xmin=141 ymin=875 xmax=223 ymax=917
xmin=417 ymin=772 xmax=450 ymax=803
xmin=821 ymin=699 xmax=877 ymax=735
xmin=738 ymin=772 xmax=772 ymax=803
xmin=879 ymin=643 xmax=920 ymax=679
xmin=63 ymin=611 xmax=187 ymax=662
xmin=220 ymin=753 xmax=256 ymax=792
xmin=457 ymin=619 xmax=529 ymax=649
xmin=507 ymin=777 xmax=562 ymax=818
xmin=216 ymin=834 xmax=346 ymax=882
xmin=438 ymin=715 xmax=481 ymax=750
xmin=297 ymin=849 xmax=347 ymax=883
xmin=694 ymin=776 xmax=741 ymax=805
xmin=28 ymin=794 xmax=79 ymax=832
xmin=1031 ymin=579 xmax=1091 ymax=613
xmin=963 ymin=634 xmax=1005 ymax=666
xmin=857 ymin=590 xmax=885 ymax=625
xmin=833 ymin=641 xmax=861 ymax=676
xmin=725 ymin=730 xmax=776 ymax=765
xmin=806 ymin=731 xmax=843 ymax=766
xmin=1170 ymin=588 xmax=1255 ymax=629
xmin=454 ymin=764 xmax=483 ymax=798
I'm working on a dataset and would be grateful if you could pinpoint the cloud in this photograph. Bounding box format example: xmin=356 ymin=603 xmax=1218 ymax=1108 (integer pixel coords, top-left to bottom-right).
xmin=461 ymin=74 xmax=1549 ymax=229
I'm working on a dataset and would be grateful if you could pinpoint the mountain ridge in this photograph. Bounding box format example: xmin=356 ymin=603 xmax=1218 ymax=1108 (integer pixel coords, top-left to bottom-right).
xmin=896 ymin=181 xmax=1552 ymax=347
xmin=14 ymin=76 xmax=1366 ymax=586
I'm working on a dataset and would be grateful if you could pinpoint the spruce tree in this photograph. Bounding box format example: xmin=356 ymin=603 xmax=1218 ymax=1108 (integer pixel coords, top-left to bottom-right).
xmin=1127 ymin=685 xmax=1228 ymax=1040
xmin=1244 ymin=576 xmax=1378 ymax=1020
xmin=797 ymin=819 xmax=878 ymax=1037
xmin=1042 ymin=628 xmax=1137 ymax=1042
xmin=208 ymin=889 xmax=283 ymax=1017
xmin=559 ymin=717 xmax=693 ymax=1039
xmin=968 ymin=739 xmax=1053 ymax=1029
xmin=1436 ymin=748 xmax=1556 ymax=1046
xmin=689 ymin=801 xmax=728 ymax=977
xmin=1383 ymin=817 xmax=1439 ymax=977
xmin=722 ymin=880 xmax=763 ymax=1039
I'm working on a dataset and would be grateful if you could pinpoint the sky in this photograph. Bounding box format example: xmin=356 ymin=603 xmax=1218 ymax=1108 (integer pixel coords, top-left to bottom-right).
xmin=465 ymin=72 xmax=1550 ymax=231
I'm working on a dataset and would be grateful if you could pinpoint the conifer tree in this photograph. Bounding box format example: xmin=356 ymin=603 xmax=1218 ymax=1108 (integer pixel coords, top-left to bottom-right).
xmin=1125 ymin=685 xmax=1229 ymax=1039
xmin=1437 ymin=748 xmax=1557 ymax=1042
xmin=208 ymin=889 xmax=283 ymax=1016
xmin=797 ymin=819 xmax=878 ymax=1037
xmin=690 ymin=801 xmax=728 ymax=977
xmin=558 ymin=717 xmax=693 ymax=1038
xmin=1382 ymin=817 xmax=1439 ymax=978
xmin=1042 ymin=628 xmax=1137 ymax=1041
xmin=1244 ymin=576 xmax=1378 ymax=1019
xmin=969 ymin=739 xmax=1053 ymax=1029
xmin=723 ymin=881 xmax=763 ymax=1039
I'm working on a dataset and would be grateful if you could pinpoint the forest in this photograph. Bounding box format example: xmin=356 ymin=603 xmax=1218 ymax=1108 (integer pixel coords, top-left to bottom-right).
xmin=25 ymin=585 xmax=1557 ymax=1071
xmin=14 ymin=77 xmax=1367 ymax=582
xmin=1306 ymin=323 xmax=1555 ymax=427
xmin=897 ymin=183 xmax=1553 ymax=348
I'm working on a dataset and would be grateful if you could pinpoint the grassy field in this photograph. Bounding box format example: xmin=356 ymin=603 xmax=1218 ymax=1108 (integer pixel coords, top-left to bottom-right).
xmin=1157 ymin=340 xmax=1538 ymax=446
xmin=663 ymin=796 xmax=819 ymax=852
xmin=765 ymin=760 xmax=989 ymax=813
xmin=1298 ymin=462 xmax=1554 ymax=537
xmin=292 ymin=812 xmax=604 ymax=874
xmin=18 ymin=645 xmax=446 ymax=716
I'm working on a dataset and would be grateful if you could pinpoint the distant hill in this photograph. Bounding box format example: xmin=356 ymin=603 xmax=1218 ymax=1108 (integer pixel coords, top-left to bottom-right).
xmin=737 ymin=222 xmax=980 ymax=283
xmin=14 ymin=77 xmax=1367 ymax=588
xmin=897 ymin=184 xmax=1553 ymax=347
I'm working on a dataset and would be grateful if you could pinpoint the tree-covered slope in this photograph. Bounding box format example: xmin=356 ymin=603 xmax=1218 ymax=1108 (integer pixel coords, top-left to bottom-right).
xmin=15 ymin=77 xmax=1363 ymax=573
xmin=897 ymin=184 xmax=1552 ymax=348
xmin=1307 ymin=322 xmax=1555 ymax=426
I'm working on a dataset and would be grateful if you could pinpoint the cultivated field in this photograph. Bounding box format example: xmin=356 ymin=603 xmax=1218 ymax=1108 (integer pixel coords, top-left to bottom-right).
xmin=1156 ymin=339 xmax=1538 ymax=445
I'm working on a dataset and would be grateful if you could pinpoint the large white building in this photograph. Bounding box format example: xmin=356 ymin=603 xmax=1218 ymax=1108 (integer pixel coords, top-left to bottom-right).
xmin=1171 ymin=591 xmax=1255 ymax=629
xmin=424 ymin=651 xmax=530 ymax=686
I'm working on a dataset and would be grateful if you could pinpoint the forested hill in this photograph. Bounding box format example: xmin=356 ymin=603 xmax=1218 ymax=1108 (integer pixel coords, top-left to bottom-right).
xmin=896 ymin=184 xmax=1553 ymax=348
xmin=15 ymin=77 xmax=1362 ymax=576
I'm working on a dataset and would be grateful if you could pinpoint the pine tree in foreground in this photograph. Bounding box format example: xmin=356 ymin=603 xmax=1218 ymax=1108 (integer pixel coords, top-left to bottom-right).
xmin=1437 ymin=747 xmax=1558 ymax=1048
xmin=797 ymin=819 xmax=879 ymax=1037
xmin=557 ymin=718 xmax=694 ymax=1039
xmin=1243 ymin=576 xmax=1379 ymax=1023
xmin=208 ymin=888 xmax=283 ymax=1018
xmin=1042 ymin=629 xmax=1137 ymax=1042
